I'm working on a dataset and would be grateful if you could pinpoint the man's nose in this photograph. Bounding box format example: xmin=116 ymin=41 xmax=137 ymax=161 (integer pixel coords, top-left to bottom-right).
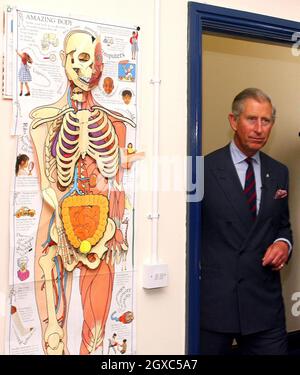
xmin=253 ymin=120 xmax=263 ymax=133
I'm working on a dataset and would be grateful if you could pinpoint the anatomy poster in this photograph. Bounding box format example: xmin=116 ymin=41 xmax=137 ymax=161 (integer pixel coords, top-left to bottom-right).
xmin=5 ymin=6 xmax=142 ymax=355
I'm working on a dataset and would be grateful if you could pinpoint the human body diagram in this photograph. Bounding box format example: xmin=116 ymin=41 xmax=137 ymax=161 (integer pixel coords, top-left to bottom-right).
xmin=29 ymin=30 xmax=142 ymax=355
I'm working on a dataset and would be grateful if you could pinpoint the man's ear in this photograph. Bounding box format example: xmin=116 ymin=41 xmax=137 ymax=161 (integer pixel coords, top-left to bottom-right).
xmin=60 ymin=50 xmax=66 ymax=67
xmin=228 ymin=113 xmax=237 ymax=132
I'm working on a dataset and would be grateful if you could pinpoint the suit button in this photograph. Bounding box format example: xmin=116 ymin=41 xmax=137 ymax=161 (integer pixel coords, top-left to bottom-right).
xmin=238 ymin=278 xmax=244 ymax=284
xmin=239 ymin=250 xmax=244 ymax=255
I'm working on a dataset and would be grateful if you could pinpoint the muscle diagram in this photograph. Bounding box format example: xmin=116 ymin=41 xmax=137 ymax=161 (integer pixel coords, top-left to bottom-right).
xmin=30 ymin=30 xmax=143 ymax=355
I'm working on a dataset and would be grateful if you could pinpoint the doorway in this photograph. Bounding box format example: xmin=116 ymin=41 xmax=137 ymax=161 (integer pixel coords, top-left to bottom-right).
xmin=187 ymin=2 xmax=300 ymax=354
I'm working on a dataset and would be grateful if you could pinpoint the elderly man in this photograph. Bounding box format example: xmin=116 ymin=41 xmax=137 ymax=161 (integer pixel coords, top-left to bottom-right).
xmin=200 ymin=88 xmax=293 ymax=355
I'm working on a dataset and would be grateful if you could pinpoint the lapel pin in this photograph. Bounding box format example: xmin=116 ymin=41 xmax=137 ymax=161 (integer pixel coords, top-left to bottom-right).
xmin=266 ymin=173 xmax=270 ymax=178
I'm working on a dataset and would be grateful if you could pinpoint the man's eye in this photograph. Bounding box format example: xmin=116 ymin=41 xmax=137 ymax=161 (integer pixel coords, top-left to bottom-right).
xmin=262 ymin=119 xmax=271 ymax=125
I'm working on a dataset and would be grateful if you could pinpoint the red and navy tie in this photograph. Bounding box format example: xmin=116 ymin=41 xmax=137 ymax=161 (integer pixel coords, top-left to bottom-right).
xmin=244 ymin=157 xmax=257 ymax=220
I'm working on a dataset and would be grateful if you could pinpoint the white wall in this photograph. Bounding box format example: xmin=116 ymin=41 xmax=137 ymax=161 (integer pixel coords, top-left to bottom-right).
xmin=1 ymin=0 xmax=300 ymax=355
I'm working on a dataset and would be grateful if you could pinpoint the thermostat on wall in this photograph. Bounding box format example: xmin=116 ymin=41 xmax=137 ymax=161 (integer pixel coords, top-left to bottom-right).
xmin=143 ymin=264 xmax=168 ymax=289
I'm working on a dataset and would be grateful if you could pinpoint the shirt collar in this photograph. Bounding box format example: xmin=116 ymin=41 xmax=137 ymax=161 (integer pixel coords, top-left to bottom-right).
xmin=230 ymin=140 xmax=260 ymax=165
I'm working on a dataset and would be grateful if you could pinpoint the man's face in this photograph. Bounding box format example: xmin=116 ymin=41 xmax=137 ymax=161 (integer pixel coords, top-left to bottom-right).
xmin=228 ymin=98 xmax=274 ymax=156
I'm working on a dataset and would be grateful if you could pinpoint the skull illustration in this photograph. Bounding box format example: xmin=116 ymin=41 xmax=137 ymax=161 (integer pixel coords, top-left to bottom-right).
xmin=62 ymin=30 xmax=103 ymax=92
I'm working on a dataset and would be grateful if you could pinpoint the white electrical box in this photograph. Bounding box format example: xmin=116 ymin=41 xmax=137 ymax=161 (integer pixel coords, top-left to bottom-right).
xmin=142 ymin=264 xmax=168 ymax=289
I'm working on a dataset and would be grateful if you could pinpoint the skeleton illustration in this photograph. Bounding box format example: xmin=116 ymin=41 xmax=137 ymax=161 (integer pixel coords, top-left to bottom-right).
xmin=30 ymin=30 xmax=141 ymax=355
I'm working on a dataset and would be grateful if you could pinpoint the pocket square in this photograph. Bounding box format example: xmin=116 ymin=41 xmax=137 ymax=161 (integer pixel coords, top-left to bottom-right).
xmin=274 ymin=189 xmax=288 ymax=199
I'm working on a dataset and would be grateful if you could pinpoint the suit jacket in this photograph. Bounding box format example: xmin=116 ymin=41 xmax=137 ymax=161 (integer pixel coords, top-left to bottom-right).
xmin=200 ymin=144 xmax=293 ymax=335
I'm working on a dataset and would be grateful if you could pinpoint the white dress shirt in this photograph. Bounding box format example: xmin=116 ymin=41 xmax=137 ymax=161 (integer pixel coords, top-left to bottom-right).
xmin=230 ymin=140 xmax=262 ymax=211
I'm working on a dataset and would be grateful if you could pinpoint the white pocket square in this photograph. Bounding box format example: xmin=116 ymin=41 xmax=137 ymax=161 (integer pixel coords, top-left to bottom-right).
xmin=274 ymin=189 xmax=288 ymax=199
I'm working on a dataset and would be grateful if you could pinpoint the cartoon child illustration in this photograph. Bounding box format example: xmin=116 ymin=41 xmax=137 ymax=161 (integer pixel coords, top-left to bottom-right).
xmin=17 ymin=256 xmax=30 ymax=281
xmin=16 ymin=50 xmax=33 ymax=96
xmin=15 ymin=154 xmax=29 ymax=176
xmin=130 ymin=27 xmax=140 ymax=60
xmin=127 ymin=143 xmax=135 ymax=155
xmin=102 ymin=76 xmax=114 ymax=95
xmin=118 ymin=339 xmax=127 ymax=354
xmin=107 ymin=333 xmax=118 ymax=354
xmin=122 ymin=90 xmax=132 ymax=105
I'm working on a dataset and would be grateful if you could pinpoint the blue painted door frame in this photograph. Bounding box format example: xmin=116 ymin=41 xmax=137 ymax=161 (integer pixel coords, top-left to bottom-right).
xmin=187 ymin=2 xmax=300 ymax=354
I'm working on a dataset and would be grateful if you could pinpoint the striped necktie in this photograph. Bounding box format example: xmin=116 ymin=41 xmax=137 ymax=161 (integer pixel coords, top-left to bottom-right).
xmin=244 ymin=157 xmax=256 ymax=220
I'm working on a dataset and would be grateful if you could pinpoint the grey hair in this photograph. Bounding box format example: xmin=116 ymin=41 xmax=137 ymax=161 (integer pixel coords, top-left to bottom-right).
xmin=232 ymin=88 xmax=276 ymax=122
xmin=17 ymin=256 xmax=28 ymax=267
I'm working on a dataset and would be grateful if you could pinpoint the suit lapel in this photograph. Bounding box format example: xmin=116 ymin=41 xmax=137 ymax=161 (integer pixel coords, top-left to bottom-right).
xmin=211 ymin=145 xmax=253 ymax=230
xmin=210 ymin=146 xmax=280 ymax=246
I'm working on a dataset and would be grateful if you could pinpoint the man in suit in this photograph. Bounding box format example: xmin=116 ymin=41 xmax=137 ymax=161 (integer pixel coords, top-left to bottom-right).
xmin=200 ymin=88 xmax=293 ymax=355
